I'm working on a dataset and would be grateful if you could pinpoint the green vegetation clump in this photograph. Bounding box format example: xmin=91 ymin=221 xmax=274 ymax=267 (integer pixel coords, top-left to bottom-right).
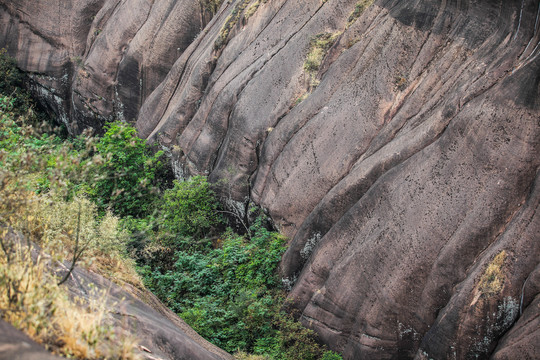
xmin=297 ymin=31 xmax=340 ymax=104
xmin=141 ymin=214 xmax=341 ymax=359
xmin=303 ymin=33 xmax=339 ymax=75
xmin=201 ymin=0 xmax=226 ymax=16
xmin=346 ymin=0 xmax=375 ymax=28
xmin=89 ymin=121 xmax=167 ymax=218
xmin=214 ymin=0 xmax=252 ymax=51
xmin=160 ymin=176 xmax=223 ymax=239
xmin=244 ymin=0 xmax=268 ymax=20
xmin=0 ymin=49 xmax=32 ymax=111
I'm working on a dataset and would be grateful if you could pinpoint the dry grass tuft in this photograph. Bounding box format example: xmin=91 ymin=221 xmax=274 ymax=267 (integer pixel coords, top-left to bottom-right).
xmin=479 ymin=250 xmax=507 ymax=296
xmin=0 ymin=233 xmax=140 ymax=359
xmin=32 ymin=195 xmax=143 ymax=288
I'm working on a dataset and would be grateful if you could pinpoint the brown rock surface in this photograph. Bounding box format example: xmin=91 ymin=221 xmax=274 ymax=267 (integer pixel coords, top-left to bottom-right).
xmin=0 ymin=265 xmax=231 ymax=360
xmin=0 ymin=0 xmax=211 ymax=132
xmin=0 ymin=319 xmax=62 ymax=360
xmin=1 ymin=0 xmax=539 ymax=359
xmin=57 ymin=259 xmax=232 ymax=360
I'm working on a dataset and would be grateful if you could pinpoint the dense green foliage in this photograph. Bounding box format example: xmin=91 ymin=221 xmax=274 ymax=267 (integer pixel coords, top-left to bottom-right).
xmin=142 ymin=215 xmax=340 ymax=359
xmin=160 ymin=176 xmax=223 ymax=239
xmin=89 ymin=122 xmax=167 ymax=217
xmin=0 ymin=50 xmax=342 ymax=360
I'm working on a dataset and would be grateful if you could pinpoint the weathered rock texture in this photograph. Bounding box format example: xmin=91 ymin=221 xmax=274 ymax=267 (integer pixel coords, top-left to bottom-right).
xmin=1 ymin=0 xmax=539 ymax=359
xmin=57 ymin=257 xmax=232 ymax=360
xmin=0 ymin=0 xmax=213 ymax=132
xmin=0 ymin=319 xmax=62 ymax=360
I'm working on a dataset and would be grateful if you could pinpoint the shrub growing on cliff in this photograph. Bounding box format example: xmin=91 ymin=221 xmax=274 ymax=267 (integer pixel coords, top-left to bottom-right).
xmin=0 ymin=49 xmax=32 ymax=112
xmin=90 ymin=121 xmax=165 ymax=217
xmin=201 ymin=0 xmax=225 ymax=15
xmin=303 ymin=33 xmax=339 ymax=74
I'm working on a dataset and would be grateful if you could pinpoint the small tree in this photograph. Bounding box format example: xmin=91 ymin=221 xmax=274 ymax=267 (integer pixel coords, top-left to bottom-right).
xmin=90 ymin=121 xmax=164 ymax=217
xmin=160 ymin=176 xmax=223 ymax=240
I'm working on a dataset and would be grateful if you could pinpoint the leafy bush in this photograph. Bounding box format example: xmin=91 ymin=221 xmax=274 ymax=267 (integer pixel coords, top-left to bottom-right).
xmin=142 ymin=213 xmax=341 ymax=359
xmin=321 ymin=351 xmax=344 ymax=360
xmin=160 ymin=176 xmax=223 ymax=240
xmin=0 ymin=49 xmax=32 ymax=113
xmin=90 ymin=121 xmax=166 ymax=217
xmin=144 ymin=222 xmax=286 ymax=353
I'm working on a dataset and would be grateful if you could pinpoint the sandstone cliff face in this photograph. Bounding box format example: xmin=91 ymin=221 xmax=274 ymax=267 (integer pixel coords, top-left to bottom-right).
xmin=0 ymin=0 xmax=212 ymax=132
xmin=1 ymin=0 xmax=539 ymax=359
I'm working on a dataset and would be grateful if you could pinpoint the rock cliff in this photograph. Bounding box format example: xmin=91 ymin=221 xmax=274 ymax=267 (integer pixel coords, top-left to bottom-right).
xmin=1 ymin=0 xmax=539 ymax=359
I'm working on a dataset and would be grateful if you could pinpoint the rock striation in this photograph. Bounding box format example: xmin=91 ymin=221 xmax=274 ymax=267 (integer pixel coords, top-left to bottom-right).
xmin=1 ymin=0 xmax=539 ymax=359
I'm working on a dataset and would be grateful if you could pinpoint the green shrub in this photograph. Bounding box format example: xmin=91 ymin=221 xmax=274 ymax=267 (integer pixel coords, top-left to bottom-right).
xmin=143 ymin=214 xmax=342 ymax=359
xmin=347 ymin=0 xmax=375 ymax=28
xmin=90 ymin=121 xmax=165 ymax=217
xmin=0 ymin=49 xmax=31 ymax=112
xmin=160 ymin=176 xmax=223 ymax=240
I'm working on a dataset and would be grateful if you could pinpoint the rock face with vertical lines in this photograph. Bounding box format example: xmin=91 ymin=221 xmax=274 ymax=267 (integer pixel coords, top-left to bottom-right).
xmin=1 ymin=0 xmax=539 ymax=359
xmin=0 ymin=0 xmax=213 ymax=132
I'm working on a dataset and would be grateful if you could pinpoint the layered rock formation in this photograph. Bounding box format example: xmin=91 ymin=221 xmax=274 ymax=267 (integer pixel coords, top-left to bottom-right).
xmin=0 ymin=0 xmax=213 ymax=132
xmin=1 ymin=0 xmax=539 ymax=359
